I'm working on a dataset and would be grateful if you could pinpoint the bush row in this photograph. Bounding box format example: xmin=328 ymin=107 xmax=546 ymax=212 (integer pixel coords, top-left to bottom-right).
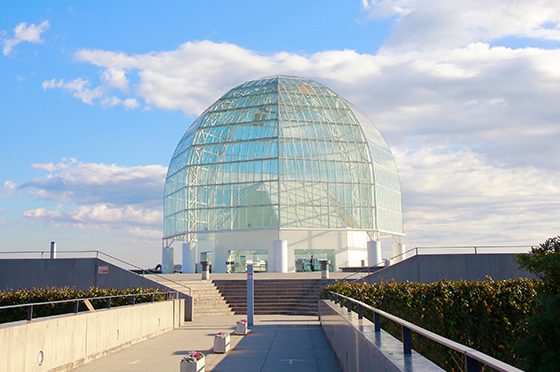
xmin=0 ymin=287 xmax=166 ymax=324
xmin=321 ymin=278 xmax=539 ymax=371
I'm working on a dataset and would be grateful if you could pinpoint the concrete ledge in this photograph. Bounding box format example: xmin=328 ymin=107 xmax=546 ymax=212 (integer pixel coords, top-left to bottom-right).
xmin=0 ymin=299 xmax=184 ymax=372
xmin=319 ymin=299 xmax=444 ymax=372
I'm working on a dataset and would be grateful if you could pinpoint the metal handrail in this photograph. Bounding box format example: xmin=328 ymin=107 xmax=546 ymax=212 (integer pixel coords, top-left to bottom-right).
xmin=339 ymin=245 xmax=532 ymax=282
xmin=327 ymin=291 xmax=523 ymax=372
xmin=0 ymin=250 xmax=193 ymax=296
xmin=0 ymin=290 xmax=178 ymax=323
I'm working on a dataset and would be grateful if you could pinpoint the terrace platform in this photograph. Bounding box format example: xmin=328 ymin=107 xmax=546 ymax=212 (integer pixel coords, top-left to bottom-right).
xmin=71 ymin=314 xmax=342 ymax=372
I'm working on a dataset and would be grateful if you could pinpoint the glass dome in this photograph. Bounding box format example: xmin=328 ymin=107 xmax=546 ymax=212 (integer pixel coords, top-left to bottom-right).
xmin=164 ymin=76 xmax=403 ymax=239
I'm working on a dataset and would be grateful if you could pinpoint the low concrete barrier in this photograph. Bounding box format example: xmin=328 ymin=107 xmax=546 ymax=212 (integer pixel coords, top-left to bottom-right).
xmin=319 ymin=299 xmax=444 ymax=372
xmin=0 ymin=299 xmax=184 ymax=372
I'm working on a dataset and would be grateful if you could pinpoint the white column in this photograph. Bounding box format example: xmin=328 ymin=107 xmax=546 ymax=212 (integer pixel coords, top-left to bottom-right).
xmin=367 ymin=239 xmax=381 ymax=266
xmin=272 ymin=240 xmax=288 ymax=273
xmin=50 ymin=241 xmax=57 ymax=259
xmin=392 ymin=243 xmax=406 ymax=264
xmin=182 ymin=242 xmax=197 ymax=273
xmin=162 ymin=246 xmax=174 ymax=274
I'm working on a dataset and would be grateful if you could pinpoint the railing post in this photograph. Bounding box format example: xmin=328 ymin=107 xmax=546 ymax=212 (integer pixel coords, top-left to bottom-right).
xmin=132 ymin=296 xmax=136 ymax=305
xmin=151 ymin=293 xmax=155 ymax=303
xmin=27 ymin=305 xmax=33 ymax=321
xmin=402 ymin=326 xmax=412 ymax=354
xmin=466 ymin=355 xmax=481 ymax=372
xmin=374 ymin=312 xmax=381 ymax=332
xmin=340 ymin=298 xmax=344 ymax=308
xmin=74 ymin=300 xmax=79 ymax=313
xmin=107 ymin=298 xmax=111 ymax=309
xmin=358 ymin=304 xmax=363 ymax=319
xmin=347 ymin=299 xmax=352 ymax=313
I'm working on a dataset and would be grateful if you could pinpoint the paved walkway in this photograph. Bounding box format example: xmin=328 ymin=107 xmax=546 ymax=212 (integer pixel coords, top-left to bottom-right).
xmin=72 ymin=314 xmax=342 ymax=372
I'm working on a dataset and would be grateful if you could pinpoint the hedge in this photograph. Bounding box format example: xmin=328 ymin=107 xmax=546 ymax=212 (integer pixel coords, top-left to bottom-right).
xmin=0 ymin=287 xmax=166 ymax=324
xmin=322 ymin=278 xmax=539 ymax=371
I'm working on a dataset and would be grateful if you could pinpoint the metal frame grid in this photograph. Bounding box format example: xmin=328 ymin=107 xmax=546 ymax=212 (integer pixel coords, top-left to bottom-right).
xmin=163 ymin=76 xmax=403 ymax=240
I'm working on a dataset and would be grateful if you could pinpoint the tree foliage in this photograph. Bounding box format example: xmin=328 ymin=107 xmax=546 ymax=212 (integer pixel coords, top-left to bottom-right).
xmin=516 ymin=235 xmax=560 ymax=294
xmin=515 ymin=236 xmax=560 ymax=371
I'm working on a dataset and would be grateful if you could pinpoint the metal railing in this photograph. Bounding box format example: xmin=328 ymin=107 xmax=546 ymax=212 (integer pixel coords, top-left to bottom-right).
xmin=340 ymin=245 xmax=532 ymax=282
xmin=327 ymin=291 xmax=523 ymax=372
xmin=0 ymin=290 xmax=178 ymax=323
xmin=0 ymin=250 xmax=192 ymax=296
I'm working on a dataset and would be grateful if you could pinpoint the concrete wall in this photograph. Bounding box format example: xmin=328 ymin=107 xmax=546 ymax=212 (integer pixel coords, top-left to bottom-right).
xmin=0 ymin=258 xmax=169 ymax=292
xmin=0 ymin=299 xmax=184 ymax=372
xmin=319 ymin=299 xmax=444 ymax=372
xmin=363 ymin=253 xmax=536 ymax=285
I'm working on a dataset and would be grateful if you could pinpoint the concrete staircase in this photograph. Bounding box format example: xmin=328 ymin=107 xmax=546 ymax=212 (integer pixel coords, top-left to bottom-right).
xmin=213 ymin=279 xmax=335 ymax=315
xmin=153 ymin=279 xmax=235 ymax=318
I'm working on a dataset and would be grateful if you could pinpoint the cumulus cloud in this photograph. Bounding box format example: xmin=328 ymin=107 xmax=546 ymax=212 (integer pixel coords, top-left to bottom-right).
xmin=18 ymin=159 xmax=166 ymax=208
xmin=1 ymin=181 xmax=17 ymax=198
xmin=395 ymin=147 xmax=560 ymax=245
xmin=361 ymin=0 xmax=560 ymax=49
xmin=36 ymin=1 xmax=560 ymax=248
xmin=101 ymin=96 xmax=140 ymax=109
xmin=48 ymin=38 xmax=559 ymax=173
xmin=10 ymin=159 xmax=166 ymax=240
xmin=24 ymin=204 xmax=162 ymax=226
xmin=42 ymin=78 xmax=104 ymax=105
xmin=3 ymin=20 xmax=50 ymax=56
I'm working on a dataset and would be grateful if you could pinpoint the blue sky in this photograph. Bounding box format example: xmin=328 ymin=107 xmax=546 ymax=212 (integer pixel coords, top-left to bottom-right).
xmin=2 ymin=1 xmax=560 ymax=268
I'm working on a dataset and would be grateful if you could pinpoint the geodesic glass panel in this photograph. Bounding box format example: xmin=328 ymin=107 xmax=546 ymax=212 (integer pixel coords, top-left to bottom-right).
xmin=164 ymin=76 xmax=403 ymax=238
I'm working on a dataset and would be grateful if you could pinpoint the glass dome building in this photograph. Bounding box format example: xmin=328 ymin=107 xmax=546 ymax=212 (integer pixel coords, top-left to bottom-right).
xmin=163 ymin=76 xmax=404 ymax=274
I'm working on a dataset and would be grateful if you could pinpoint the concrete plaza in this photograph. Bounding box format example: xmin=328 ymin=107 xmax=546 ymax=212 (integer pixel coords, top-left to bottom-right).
xmin=71 ymin=314 xmax=342 ymax=372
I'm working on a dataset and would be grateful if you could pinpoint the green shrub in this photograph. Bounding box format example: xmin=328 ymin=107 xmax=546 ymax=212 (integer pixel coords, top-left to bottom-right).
xmin=0 ymin=287 xmax=166 ymax=323
xmin=322 ymin=278 xmax=538 ymax=371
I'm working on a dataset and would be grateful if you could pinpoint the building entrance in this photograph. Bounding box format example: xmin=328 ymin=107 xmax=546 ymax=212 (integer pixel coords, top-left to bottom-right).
xmin=295 ymin=249 xmax=335 ymax=272
xmin=227 ymin=250 xmax=268 ymax=273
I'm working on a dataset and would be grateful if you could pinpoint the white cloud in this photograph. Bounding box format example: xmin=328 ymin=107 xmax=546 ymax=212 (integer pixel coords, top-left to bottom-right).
xmin=46 ymin=40 xmax=560 ymax=173
xmin=101 ymin=96 xmax=140 ymax=109
xmin=361 ymin=0 xmax=560 ymax=49
xmin=395 ymin=147 xmax=560 ymax=245
xmin=101 ymin=68 xmax=129 ymax=92
xmin=37 ymin=1 xmax=560 ymax=248
xmin=13 ymin=160 xmax=165 ymax=240
xmin=3 ymin=20 xmax=50 ymax=56
xmin=42 ymin=78 xmax=104 ymax=105
xmin=126 ymin=226 xmax=163 ymax=239
xmin=24 ymin=204 xmax=161 ymax=226
xmin=1 ymin=181 xmax=17 ymax=198
xmin=17 ymin=159 xmax=166 ymax=208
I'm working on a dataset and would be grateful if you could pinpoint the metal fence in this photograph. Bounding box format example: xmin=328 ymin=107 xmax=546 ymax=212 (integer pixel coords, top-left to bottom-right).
xmin=0 ymin=290 xmax=178 ymax=323
xmin=327 ymin=291 xmax=523 ymax=372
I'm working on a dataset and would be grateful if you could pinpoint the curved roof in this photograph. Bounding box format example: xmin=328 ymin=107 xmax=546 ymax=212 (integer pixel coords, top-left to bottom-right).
xmin=164 ymin=76 xmax=403 ymax=238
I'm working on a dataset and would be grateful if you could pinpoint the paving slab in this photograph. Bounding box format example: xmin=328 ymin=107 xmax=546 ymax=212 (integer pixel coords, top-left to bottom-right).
xmin=71 ymin=314 xmax=342 ymax=372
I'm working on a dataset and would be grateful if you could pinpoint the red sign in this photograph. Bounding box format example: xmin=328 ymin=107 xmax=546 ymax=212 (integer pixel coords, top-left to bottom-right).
xmin=247 ymin=272 xmax=253 ymax=280
xmin=98 ymin=266 xmax=109 ymax=274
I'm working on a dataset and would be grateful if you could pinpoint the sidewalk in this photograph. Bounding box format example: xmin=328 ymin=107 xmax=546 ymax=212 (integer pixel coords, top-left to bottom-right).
xmin=71 ymin=314 xmax=342 ymax=372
